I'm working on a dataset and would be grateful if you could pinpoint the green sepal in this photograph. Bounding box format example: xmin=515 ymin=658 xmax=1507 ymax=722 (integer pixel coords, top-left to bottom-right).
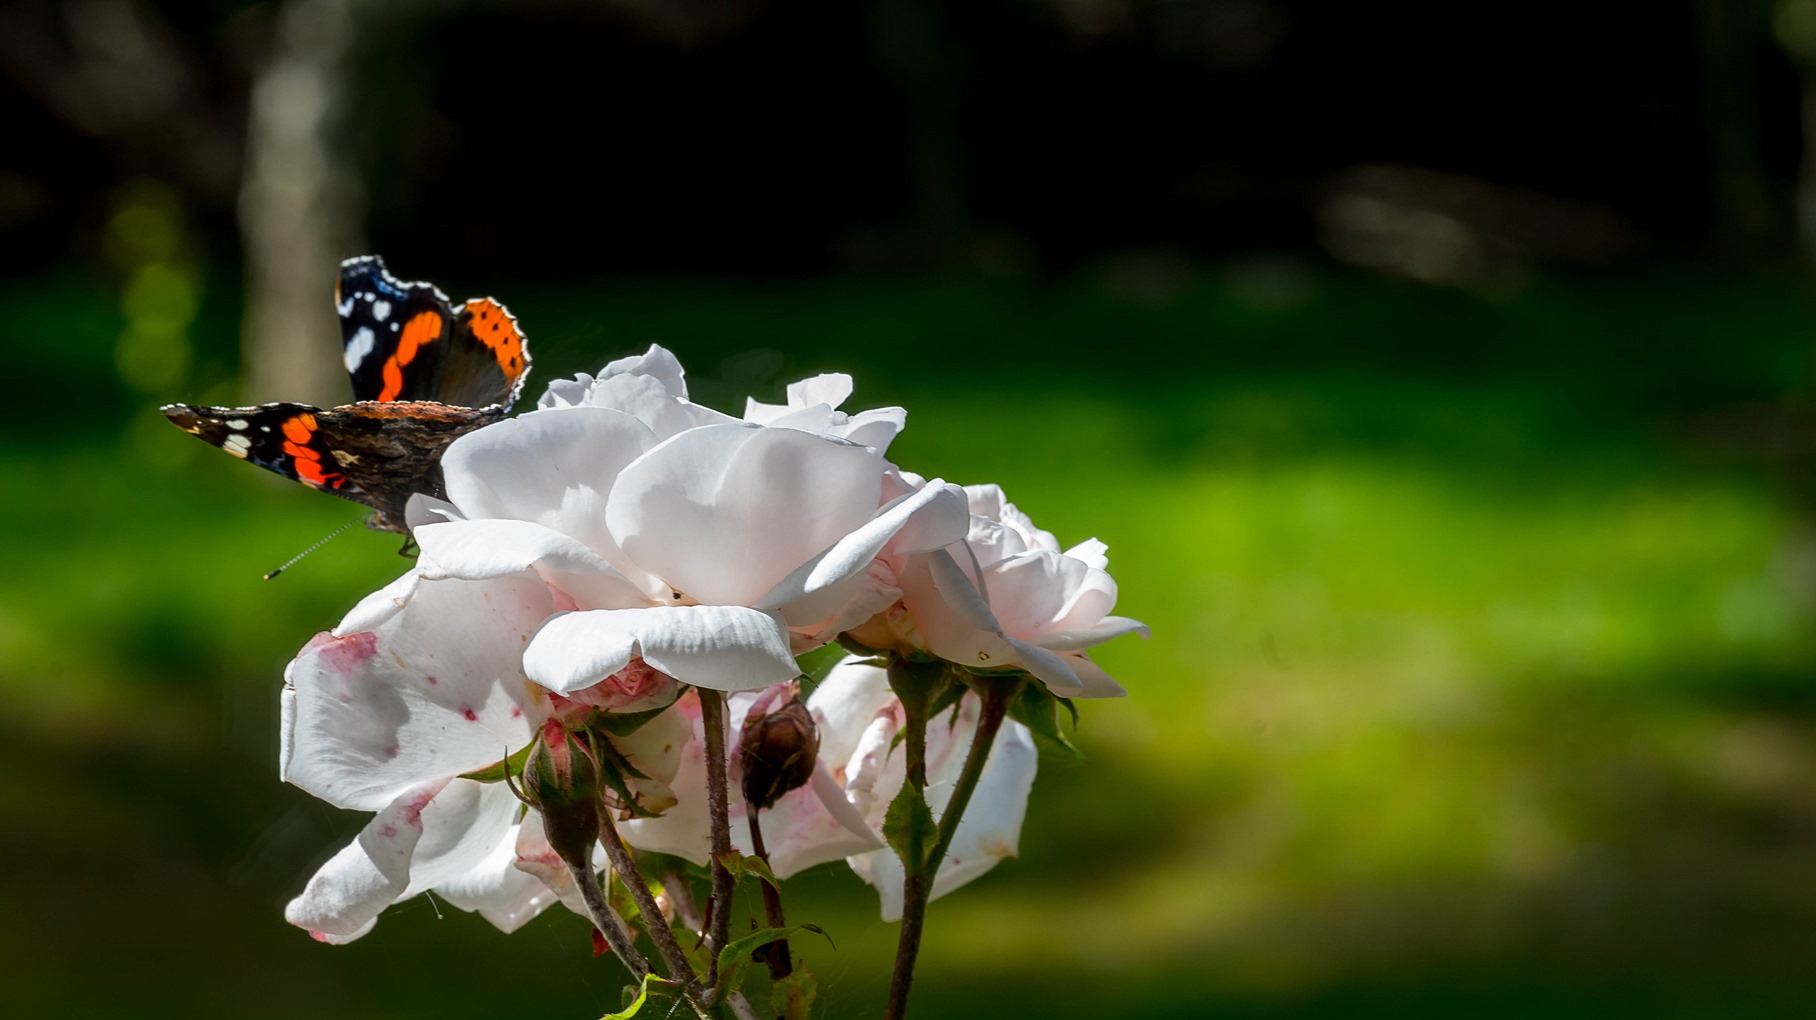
xmin=457 ymin=741 xmax=535 ymax=784
xmin=793 ymin=642 xmax=850 ymax=698
xmin=1008 ymin=681 xmax=1081 ymax=757
xmin=590 ymin=732 xmax=662 ymax=818
xmin=712 ymin=925 xmax=832 ymax=1005
xmin=882 ymin=781 xmax=937 ymax=873
xmin=591 ymin=696 xmax=683 ymax=737
xmin=770 ymin=967 xmax=819 ymax=1019
xmin=928 ymin=676 xmax=969 ymax=730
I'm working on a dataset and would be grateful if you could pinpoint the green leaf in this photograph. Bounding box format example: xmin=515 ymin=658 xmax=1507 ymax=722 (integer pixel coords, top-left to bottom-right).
xmin=713 ymin=924 xmax=833 ymax=1004
xmin=458 ymin=741 xmax=534 ymax=783
xmin=718 ymin=850 xmax=782 ymax=892
xmin=770 ymin=968 xmax=819 ymax=1020
xmin=600 ymin=974 xmax=654 ymax=1019
xmin=882 ymin=782 xmax=937 ymax=872
xmin=1009 ymin=682 xmax=1081 ymax=757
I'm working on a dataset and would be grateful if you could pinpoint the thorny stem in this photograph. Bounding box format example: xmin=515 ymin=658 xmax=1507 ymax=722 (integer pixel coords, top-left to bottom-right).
xmin=884 ymin=677 xmax=1019 ymax=1020
xmin=699 ymin=689 xmax=736 ymax=992
xmin=659 ymin=864 xmax=760 ymax=1020
xmin=744 ymin=807 xmax=794 ymax=980
xmin=925 ymin=678 xmax=1021 ymax=877
xmin=567 ymin=857 xmax=650 ymax=983
xmin=598 ymin=810 xmax=700 ymax=990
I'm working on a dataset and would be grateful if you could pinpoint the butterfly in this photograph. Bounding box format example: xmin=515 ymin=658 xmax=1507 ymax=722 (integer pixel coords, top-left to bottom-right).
xmin=163 ymin=255 xmax=530 ymax=535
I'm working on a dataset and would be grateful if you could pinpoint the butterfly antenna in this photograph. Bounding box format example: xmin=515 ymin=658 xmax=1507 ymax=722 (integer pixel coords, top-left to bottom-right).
xmin=264 ymin=518 xmax=361 ymax=580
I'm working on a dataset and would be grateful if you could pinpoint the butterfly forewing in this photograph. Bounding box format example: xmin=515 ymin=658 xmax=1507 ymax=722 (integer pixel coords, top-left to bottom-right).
xmin=162 ymin=254 xmax=532 ymax=536
xmin=337 ymin=255 xmax=529 ymax=409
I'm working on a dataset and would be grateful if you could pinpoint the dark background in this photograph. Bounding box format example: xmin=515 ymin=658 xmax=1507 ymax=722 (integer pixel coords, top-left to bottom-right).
xmin=4 ymin=1 xmax=1816 ymax=1018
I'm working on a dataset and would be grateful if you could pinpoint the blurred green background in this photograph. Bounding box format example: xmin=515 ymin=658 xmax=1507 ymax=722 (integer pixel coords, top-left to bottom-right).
xmin=6 ymin=1 xmax=1816 ymax=1017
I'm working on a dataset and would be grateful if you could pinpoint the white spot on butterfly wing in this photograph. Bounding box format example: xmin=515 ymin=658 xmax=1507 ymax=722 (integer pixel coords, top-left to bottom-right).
xmin=372 ymin=300 xmax=392 ymax=321
xmin=338 ymin=298 xmax=355 ymax=316
xmin=227 ymin=419 xmax=249 ymax=430
xmin=345 ymin=326 xmax=376 ymax=372
xmin=223 ymin=434 xmax=252 ymax=458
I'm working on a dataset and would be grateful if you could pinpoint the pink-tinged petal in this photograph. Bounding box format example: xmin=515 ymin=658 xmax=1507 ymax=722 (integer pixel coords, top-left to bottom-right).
xmin=618 ymin=693 xmax=878 ymax=875
xmin=1064 ymin=537 xmax=1109 ymax=571
xmin=806 ymin=657 xmax=897 ymax=771
xmin=284 ymin=778 xmax=449 ymax=939
xmin=1029 ymin=615 xmax=1151 ymax=652
xmin=415 ymin=518 xmax=620 ymax=581
xmin=925 ymin=719 xmax=1036 ymax=900
xmin=1055 ymin=652 xmax=1129 ymax=698
xmin=1002 ymin=636 xmax=1086 ymax=695
xmin=397 ymin=780 xmax=522 ymax=893
xmin=440 ymin=407 xmax=658 ymax=552
xmin=981 ymin=552 xmax=1081 ymax=637
xmin=428 ymin=823 xmax=560 ymax=934
xmin=785 ymin=561 xmax=901 ymax=651
xmin=512 ymin=813 xmax=591 ymax=918
xmin=281 ymin=572 xmax=551 ymax=811
xmin=753 ymin=764 xmax=885 ymax=878
xmin=902 ymin=549 xmax=1021 ymax=669
xmin=847 ymin=713 xmax=1038 ymax=921
xmin=334 ymin=568 xmax=422 ymax=635
xmin=615 ymin=722 xmax=712 ymax=866
xmin=607 ymin=424 xmax=884 ymax=607
xmin=759 ymin=480 xmax=968 ymax=625
xmin=524 ymin=606 xmax=799 ymax=694
xmin=306 ymin=919 xmax=376 ymax=944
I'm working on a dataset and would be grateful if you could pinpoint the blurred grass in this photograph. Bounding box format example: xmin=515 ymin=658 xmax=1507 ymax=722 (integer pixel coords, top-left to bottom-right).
xmin=3 ymin=260 xmax=1815 ymax=1016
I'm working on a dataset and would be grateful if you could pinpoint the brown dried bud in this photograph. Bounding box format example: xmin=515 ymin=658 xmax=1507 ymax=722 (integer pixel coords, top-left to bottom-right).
xmin=738 ymin=694 xmax=820 ymax=811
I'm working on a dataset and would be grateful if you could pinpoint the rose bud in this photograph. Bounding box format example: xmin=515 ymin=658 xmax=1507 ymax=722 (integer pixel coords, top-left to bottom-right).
xmin=738 ymin=692 xmax=821 ymax=811
xmin=517 ymin=719 xmax=602 ymax=869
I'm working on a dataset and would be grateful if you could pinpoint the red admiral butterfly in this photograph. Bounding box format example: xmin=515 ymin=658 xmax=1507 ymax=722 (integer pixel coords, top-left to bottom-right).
xmin=163 ymin=255 xmax=530 ymax=534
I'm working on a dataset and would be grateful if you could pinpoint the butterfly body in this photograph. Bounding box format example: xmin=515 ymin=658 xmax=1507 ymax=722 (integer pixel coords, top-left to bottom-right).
xmin=163 ymin=256 xmax=529 ymax=534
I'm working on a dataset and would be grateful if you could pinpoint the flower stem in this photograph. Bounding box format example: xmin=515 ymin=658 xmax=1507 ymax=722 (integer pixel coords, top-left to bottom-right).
xmin=744 ymin=807 xmax=794 ymax=981
xmin=598 ymin=810 xmax=700 ymax=990
xmin=884 ymin=676 xmax=1019 ymax=1020
xmin=567 ymin=857 xmax=650 ymax=982
xmin=698 ymin=689 xmax=736 ymax=992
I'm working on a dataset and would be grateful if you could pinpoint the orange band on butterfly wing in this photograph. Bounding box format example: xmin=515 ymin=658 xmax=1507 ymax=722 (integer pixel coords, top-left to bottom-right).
xmin=378 ymin=310 xmax=445 ymax=401
xmin=463 ymin=298 xmax=527 ymax=383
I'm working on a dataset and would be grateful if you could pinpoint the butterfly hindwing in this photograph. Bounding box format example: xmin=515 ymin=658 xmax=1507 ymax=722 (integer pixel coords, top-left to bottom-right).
xmin=337 ymin=255 xmax=529 ymax=409
xmin=162 ymin=253 xmax=532 ymax=536
xmin=163 ymin=400 xmax=506 ymax=532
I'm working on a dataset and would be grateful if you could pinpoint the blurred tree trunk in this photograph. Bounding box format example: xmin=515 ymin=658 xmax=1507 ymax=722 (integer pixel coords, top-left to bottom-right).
xmin=239 ymin=0 xmax=367 ymax=406
xmin=1699 ymin=0 xmax=1779 ymax=256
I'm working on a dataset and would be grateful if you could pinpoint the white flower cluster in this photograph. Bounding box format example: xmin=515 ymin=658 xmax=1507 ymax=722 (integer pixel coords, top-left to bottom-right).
xmin=279 ymin=345 xmax=1146 ymax=941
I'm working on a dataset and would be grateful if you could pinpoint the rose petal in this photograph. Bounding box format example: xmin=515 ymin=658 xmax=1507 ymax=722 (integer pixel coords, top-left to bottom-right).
xmin=607 ymin=424 xmax=884 ymax=607
xmin=281 ymin=572 xmax=550 ymax=810
xmin=432 ymin=823 xmax=562 ymax=934
xmin=524 ymin=606 xmax=800 ymax=694
xmin=758 ymin=480 xmax=968 ymax=624
xmin=439 ymin=406 xmax=658 ymax=553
